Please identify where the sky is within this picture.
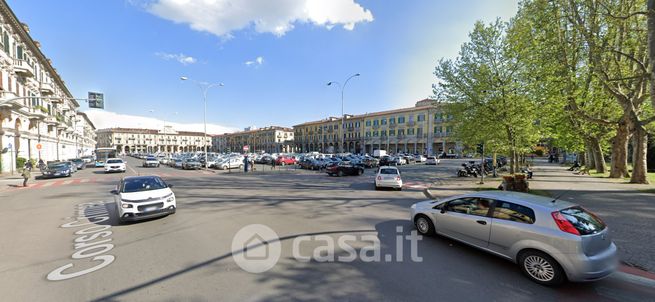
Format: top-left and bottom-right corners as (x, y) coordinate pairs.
(8, 0), (518, 134)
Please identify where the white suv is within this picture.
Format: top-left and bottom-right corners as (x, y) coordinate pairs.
(112, 176), (176, 223)
(105, 158), (126, 173)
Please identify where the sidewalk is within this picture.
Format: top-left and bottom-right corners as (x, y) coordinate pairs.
(528, 162), (655, 273)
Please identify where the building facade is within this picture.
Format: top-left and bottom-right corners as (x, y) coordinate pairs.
(0, 1), (96, 173)
(212, 126), (294, 153)
(293, 99), (458, 155)
(96, 126), (211, 154)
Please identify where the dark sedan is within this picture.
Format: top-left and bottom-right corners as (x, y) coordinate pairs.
(70, 158), (86, 170)
(182, 159), (202, 170)
(41, 163), (72, 178)
(326, 162), (364, 177)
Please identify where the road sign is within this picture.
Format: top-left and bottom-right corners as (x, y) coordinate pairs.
(7, 143), (12, 149)
(36, 143), (42, 150)
(88, 92), (104, 109)
(243, 145), (249, 152)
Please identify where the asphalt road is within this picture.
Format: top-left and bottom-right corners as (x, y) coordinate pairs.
(0, 157), (653, 302)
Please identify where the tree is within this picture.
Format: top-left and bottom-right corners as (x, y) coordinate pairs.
(434, 20), (540, 173)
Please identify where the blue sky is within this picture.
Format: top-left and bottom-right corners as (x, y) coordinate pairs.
(8, 0), (518, 133)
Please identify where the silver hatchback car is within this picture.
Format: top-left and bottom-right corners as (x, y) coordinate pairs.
(410, 191), (618, 286)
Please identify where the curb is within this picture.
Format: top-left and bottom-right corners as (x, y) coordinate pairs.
(620, 264), (655, 281)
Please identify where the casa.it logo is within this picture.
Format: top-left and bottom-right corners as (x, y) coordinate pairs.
(231, 224), (281, 273)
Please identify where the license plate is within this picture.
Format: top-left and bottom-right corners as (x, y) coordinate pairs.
(144, 206), (158, 212)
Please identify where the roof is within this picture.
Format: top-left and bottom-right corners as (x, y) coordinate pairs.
(97, 127), (213, 136)
(292, 99), (444, 127)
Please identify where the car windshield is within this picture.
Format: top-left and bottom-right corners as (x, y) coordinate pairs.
(71, 159), (83, 163)
(48, 163), (66, 169)
(122, 177), (168, 193)
(146, 157), (156, 160)
(380, 168), (398, 175)
(107, 159), (123, 164)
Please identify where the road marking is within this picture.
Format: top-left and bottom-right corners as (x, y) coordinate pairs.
(80, 179), (90, 183)
(127, 164), (138, 175)
(62, 179), (75, 185)
(40, 181), (56, 187)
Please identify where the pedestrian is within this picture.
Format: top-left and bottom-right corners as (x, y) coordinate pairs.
(21, 163), (31, 187)
(271, 158), (276, 170)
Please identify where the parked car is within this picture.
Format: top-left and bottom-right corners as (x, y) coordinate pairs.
(379, 156), (397, 166)
(105, 158), (127, 173)
(326, 161), (365, 176)
(143, 156), (160, 168)
(111, 175), (176, 223)
(41, 162), (72, 178)
(414, 155), (426, 163)
(172, 159), (183, 168)
(217, 157), (244, 170)
(410, 191), (618, 286)
(182, 158), (202, 170)
(63, 161), (77, 173)
(70, 158), (86, 170)
(375, 166), (403, 190)
(276, 155), (297, 166)
(81, 156), (94, 164)
(425, 156), (440, 165)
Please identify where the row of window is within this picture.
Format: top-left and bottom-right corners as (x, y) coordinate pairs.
(439, 197), (535, 224)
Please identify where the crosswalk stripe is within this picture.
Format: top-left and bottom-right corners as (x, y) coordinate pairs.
(61, 180), (75, 185)
(40, 181), (56, 187)
(80, 179), (90, 183)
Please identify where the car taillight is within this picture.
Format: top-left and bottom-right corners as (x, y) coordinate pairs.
(551, 211), (580, 235)
(377, 176), (382, 180)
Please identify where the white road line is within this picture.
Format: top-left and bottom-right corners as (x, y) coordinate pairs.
(80, 179), (90, 183)
(127, 164), (138, 175)
(61, 179), (74, 185)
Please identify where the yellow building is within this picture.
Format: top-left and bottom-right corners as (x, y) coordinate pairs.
(213, 126), (294, 154)
(293, 99), (457, 155)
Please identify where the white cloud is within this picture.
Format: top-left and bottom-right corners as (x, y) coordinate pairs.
(155, 52), (198, 65)
(245, 56), (264, 66)
(145, 0), (374, 38)
(83, 109), (238, 135)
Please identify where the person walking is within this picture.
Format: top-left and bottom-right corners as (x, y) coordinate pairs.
(21, 162), (32, 187)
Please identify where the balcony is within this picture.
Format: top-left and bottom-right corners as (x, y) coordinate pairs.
(13, 59), (34, 77)
(40, 82), (55, 95)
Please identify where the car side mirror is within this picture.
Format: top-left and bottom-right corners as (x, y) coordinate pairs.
(110, 189), (118, 195)
(168, 184), (174, 188)
(440, 208), (447, 214)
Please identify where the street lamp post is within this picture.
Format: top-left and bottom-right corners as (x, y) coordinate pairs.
(327, 73), (360, 154)
(180, 77), (224, 170)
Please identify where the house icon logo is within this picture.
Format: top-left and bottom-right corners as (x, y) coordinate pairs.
(231, 224), (281, 273)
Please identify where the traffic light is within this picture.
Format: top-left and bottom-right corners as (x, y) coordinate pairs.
(476, 143), (484, 154)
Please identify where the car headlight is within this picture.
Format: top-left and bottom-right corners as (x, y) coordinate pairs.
(167, 196), (175, 203)
(121, 203), (133, 209)
(64, 170), (70, 173)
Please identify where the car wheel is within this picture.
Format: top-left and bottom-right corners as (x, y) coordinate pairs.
(397, 187), (402, 191)
(518, 250), (566, 286)
(374, 185), (379, 190)
(414, 215), (435, 236)
(337, 171), (344, 177)
(239, 164), (244, 169)
(357, 169), (363, 175)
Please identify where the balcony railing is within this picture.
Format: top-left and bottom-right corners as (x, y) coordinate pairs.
(39, 82), (55, 95)
(13, 59), (34, 77)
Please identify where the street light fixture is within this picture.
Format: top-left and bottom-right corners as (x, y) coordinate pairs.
(327, 73), (360, 154)
(180, 76), (224, 170)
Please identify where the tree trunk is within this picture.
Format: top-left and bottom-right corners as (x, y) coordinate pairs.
(630, 125), (649, 184)
(579, 150), (586, 166)
(648, 0), (655, 109)
(492, 152), (497, 168)
(590, 137), (606, 173)
(586, 142), (596, 170)
(609, 117), (630, 178)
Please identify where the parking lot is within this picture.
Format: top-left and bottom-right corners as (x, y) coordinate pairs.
(0, 156), (653, 301)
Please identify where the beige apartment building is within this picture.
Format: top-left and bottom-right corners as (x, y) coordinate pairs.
(293, 99), (458, 155)
(213, 126), (294, 153)
(96, 126), (211, 154)
(0, 1), (96, 173)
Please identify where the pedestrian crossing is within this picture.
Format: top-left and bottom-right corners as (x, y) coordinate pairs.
(2, 171), (215, 192)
